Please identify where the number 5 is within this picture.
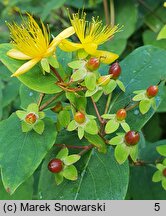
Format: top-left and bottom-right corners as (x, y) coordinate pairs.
(154, 203), (160, 211)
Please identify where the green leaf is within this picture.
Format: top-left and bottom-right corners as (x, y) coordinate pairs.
(71, 69), (86, 81)
(109, 46), (166, 131)
(157, 25), (166, 40)
(62, 165), (78, 181)
(0, 114), (57, 194)
(67, 120), (77, 131)
(66, 92), (87, 112)
(27, 103), (39, 113)
(78, 126), (84, 139)
(0, 43), (61, 94)
(152, 170), (162, 182)
(132, 92), (146, 101)
(84, 119), (98, 135)
(116, 80), (125, 92)
(92, 90), (103, 102)
(105, 119), (119, 134)
(58, 110), (70, 127)
(128, 140), (166, 199)
(47, 56), (59, 68)
(21, 121), (32, 132)
(41, 58), (50, 73)
(139, 99), (151, 114)
(162, 179), (166, 190)
(85, 73), (96, 91)
(109, 135), (124, 145)
(55, 173), (64, 185)
(0, 175), (33, 200)
(103, 80), (117, 94)
(63, 155), (80, 166)
(56, 148), (69, 160)
(16, 110), (26, 120)
(84, 133), (107, 153)
(68, 60), (84, 69)
(129, 145), (138, 162)
(115, 144), (130, 164)
(156, 145), (166, 156)
(38, 147), (129, 199)
(121, 122), (130, 132)
(33, 120), (45, 135)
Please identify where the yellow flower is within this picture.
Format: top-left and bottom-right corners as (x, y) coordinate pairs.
(7, 14), (75, 77)
(59, 11), (120, 64)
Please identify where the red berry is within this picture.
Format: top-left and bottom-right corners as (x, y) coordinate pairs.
(25, 112), (38, 124)
(51, 102), (63, 113)
(109, 62), (121, 79)
(124, 131), (140, 146)
(162, 168), (166, 177)
(86, 57), (100, 71)
(146, 85), (158, 98)
(48, 159), (63, 173)
(74, 111), (86, 124)
(116, 109), (127, 121)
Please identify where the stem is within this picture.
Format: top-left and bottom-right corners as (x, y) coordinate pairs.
(57, 84), (86, 92)
(78, 144), (93, 156)
(104, 93), (112, 114)
(110, 0), (115, 27)
(103, 0), (110, 25)
(55, 144), (89, 150)
(125, 102), (139, 112)
(38, 93), (45, 107)
(39, 92), (63, 111)
(50, 66), (63, 82)
(91, 97), (104, 124)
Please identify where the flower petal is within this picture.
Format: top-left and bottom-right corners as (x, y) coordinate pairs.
(7, 49), (32, 60)
(50, 26), (75, 47)
(93, 49), (119, 64)
(59, 39), (83, 52)
(11, 58), (40, 77)
(83, 43), (98, 54)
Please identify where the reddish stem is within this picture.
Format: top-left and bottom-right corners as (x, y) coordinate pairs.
(50, 66), (64, 82)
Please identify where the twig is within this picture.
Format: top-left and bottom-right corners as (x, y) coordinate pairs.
(91, 97), (104, 124)
(78, 144), (93, 156)
(125, 102), (139, 112)
(55, 144), (90, 150)
(104, 93), (112, 114)
(110, 0), (115, 27)
(50, 66), (64, 82)
(38, 93), (45, 107)
(103, 0), (110, 25)
(39, 92), (63, 111)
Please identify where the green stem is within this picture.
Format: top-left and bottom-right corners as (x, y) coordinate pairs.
(110, 0), (115, 27)
(39, 92), (63, 111)
(125, 102), (139, 112)
(104, 93), (112, 114)
(103, 0), (110, 25)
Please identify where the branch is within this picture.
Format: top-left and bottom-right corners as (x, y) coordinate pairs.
(50, 66), (64, 82)
(91, 97), (104, 124)
(103, 0), (110, 25)
(38, 93), (45, 107)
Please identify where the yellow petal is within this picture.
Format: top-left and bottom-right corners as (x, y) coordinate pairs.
(50, 26), (75, 47)
(7, 49), (32, 60)
(11, 58), (40, 77)
(93, 49), (119, 64)
(83, 43), (98, 55)
(59, 39), (82, 52)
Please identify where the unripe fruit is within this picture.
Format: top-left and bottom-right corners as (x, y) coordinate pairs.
(51, 102), (63, 113)
(109, 62), (121, 79)
(146, 85), (158, 98)
(48, 158), (63, 173)
(25, 112), (38, 124)
(124, 131), (140, 146)
(86, 57), (100, 71)
(74, 111), (86, 124)
(116, 109), (127, 121)
(162, 168), (166, 177)
(97, 75), (110, 86)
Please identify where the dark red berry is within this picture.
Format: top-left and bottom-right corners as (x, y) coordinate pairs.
(162, 168), (166, 177)
(146, 85), (158, 98)
(74, 111), (86, 124)
(116, 109), (127, 121)
(48, 159), (63, 173)
(51, 102), (63, 113)
(124, 131), (140, 146)
(109, 62), (121, 79)
(86, 57), (100, 71)
(25, 113), (37, 124)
